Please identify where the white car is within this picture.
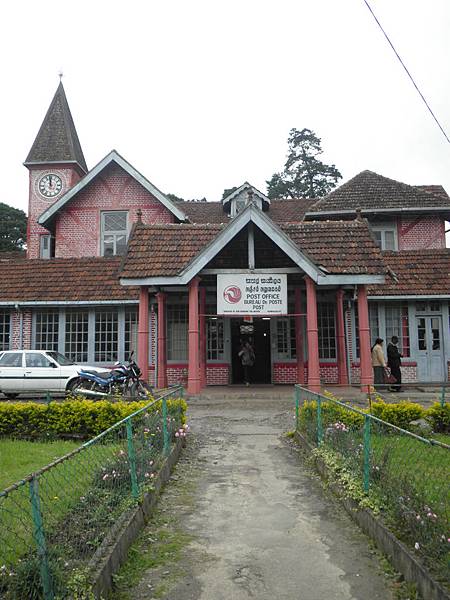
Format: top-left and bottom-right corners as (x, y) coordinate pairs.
(0, 350), (108, 399)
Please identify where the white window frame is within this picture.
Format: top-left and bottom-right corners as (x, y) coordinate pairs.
(0, 311), (12, 351)
(39, 234), (52, 259)
(101, 211), (129, 256)
(370, 222), (398, 251)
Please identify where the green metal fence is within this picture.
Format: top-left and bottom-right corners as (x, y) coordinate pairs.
(0, 386), (185, 599)
(295, 385), (450, 583)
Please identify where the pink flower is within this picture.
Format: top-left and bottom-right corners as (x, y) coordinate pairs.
(414, 542), (420, 551)
(175, 432), (180, 437)
(102, 473), (109, 480)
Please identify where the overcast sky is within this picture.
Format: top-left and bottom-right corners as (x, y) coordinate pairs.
(1, 0), (449, 214)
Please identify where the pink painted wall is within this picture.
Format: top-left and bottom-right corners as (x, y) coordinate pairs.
(54, 163), (175, 258)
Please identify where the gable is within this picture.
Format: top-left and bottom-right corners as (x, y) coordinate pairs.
(38, 150), (187, 227)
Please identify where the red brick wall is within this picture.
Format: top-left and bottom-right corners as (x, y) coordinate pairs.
(398, 215), (445, 250)
(11, 310), (32, 350)
(53, 163), (175, 258)
(273, 362), (339, 384)
(351, 361), (417, 383)
(206, 364), (229, 385)
(27, 167), (81, 259)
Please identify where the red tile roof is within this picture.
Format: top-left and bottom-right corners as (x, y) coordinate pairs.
(307, 171), (450, 215)
(368, 250), (450, 296)
(121, 218), (385, 278)
(281, 219), (385, 275)
(120, 223), (223, 278)
(0, 257), (138, 302)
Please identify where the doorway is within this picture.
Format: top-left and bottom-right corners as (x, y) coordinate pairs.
(416, 315), (445, 381)
(231, 318), (272, 384)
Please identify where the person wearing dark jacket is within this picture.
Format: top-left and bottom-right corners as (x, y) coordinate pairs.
(387, 336), (402, 392)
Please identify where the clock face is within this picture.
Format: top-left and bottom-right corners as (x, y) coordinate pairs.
(38, 174), (63, 198)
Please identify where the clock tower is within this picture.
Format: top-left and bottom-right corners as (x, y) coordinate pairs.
(24, 82), (88, 258)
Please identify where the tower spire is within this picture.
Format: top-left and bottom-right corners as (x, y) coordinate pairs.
(24, 81), (87, 173)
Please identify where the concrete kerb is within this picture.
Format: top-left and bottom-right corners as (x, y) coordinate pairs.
(88, 437), (185, 599)
(294, 431), (450, 600)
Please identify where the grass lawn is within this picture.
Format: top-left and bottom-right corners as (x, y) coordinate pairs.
(0, 439), (81, 491)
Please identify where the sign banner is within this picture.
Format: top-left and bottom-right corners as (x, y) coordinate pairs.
(217, 274), (287, 315)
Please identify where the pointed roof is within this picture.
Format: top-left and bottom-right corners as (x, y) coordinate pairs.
(305, 170), (450, 217)
(24, 82), (87, 173)
(222, 182), (270, 208)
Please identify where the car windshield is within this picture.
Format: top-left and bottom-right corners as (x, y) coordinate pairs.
(46, 351), (75, 366)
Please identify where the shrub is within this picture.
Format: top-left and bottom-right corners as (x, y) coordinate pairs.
(299, 400), (364, 431)
(370, 401), (424, 430)
(0, 398), (187, 439)
(425, 402), (450, 433)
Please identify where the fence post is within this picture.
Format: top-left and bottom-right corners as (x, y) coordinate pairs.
(295, 386), (300, 431)
(317, 394), (323, 445)
(162, 396), (170, 455)
(29, 476), (54, 600)
(440, 386), (446, 408)
(45, 391), (51, 405)
(363, 414), (371, 492)
(126, 419), (139, 499)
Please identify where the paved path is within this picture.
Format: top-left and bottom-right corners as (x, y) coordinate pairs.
(126, 397), (394, 600)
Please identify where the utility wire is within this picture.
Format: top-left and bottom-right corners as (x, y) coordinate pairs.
(363, 0), (450, 144)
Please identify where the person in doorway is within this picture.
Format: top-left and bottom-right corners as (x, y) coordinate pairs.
(371, 338), (386, 387)
(238, 340), (255, 386)
(387, 335), (402, 392)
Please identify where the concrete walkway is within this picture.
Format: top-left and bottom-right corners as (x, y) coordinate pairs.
(123, 395), (396, 600)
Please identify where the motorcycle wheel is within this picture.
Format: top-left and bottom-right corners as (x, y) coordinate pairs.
(130, 380), (153, 400)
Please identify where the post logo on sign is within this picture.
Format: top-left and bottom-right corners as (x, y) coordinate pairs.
(223, 285), (242, 304)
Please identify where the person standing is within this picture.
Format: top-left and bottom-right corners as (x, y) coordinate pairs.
(371, 338), (386, 387)
(387, 335), (402, 392)
(238, 340), (255, 386)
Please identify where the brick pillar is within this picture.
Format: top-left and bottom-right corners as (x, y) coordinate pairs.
(199, 286), (207, 389)
(295, 287), (305, 384)
(138, 287), (149, 380)
(357, 285), (373, 391)
(187, 277), (201, 395)
(336, 289), (349, 385)
(156, 292), (168, 388)
(305, 276), (321, 392)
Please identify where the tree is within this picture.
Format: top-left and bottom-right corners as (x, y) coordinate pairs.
(0, 203), (27, 252)
(222, 187), (238, 200)
(266, 128), (342, 199)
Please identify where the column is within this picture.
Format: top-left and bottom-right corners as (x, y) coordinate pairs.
(187, 277), (201, 395)
(336, 289), (349, 385)
(357, 285), (373, 391)
(199, 286), (207, 389)
(137, 286), (149, 380)
(295, 287), (305, 384)
(305, 276), (321, 392)
(156, 291), (168, 389)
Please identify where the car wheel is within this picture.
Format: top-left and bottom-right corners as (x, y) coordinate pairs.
(4, 393), (19, 400)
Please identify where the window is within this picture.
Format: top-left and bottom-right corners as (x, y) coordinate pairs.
(39, 235), (52, 259)
(95, 310), (118, 362)
(25, 352), (53, 368)
(276, 318), (297, 359)
(0, 352), (22, 367)
(385, 303), (410, 357)
(65, 310), (89, 362)
(371, 224), (398, 250)
(101, 211), (128, 256)
(167, 305), (188, 361)
(35, 311), (59, 351)
(125, 309), (138, 359)
(318, 302), (336, 359)
(207, 318), (224, 360)
(369, 303), (379, 346)
(0, 312), (10, 351)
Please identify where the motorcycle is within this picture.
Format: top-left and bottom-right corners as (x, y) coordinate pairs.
(71, 353), (153, 400)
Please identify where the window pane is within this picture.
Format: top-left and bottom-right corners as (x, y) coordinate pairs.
(35, 311), (59, 351)
(26, 353), (53, 368)
(0, 312), (10, 351)
(207, 318), (224, 360)
(125, 310), (138, 359)
(318, 302), (336, 359)
(101, 211), (128, 256)
(373, 231), (382, 246)
(0, 352), (22, 366)
(167, 305), (188, 361)
(417, 318), (426, 350)
(104, 212), (127, 231)
(369, 303), (379, 346)
(65, 310), (89, 362)
(384, 231), (396, 250)
(95, 310), (118, 362)
(431, 318), (440, 350)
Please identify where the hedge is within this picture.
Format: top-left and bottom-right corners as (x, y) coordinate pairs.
(0, 398), (187, 439)
(299, 399), (449, 434)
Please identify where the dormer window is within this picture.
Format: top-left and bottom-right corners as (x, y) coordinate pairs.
(101, 211), (128, 256)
